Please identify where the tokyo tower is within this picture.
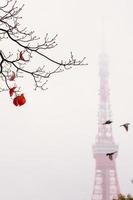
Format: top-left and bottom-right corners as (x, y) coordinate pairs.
(91, 49), (120, 200)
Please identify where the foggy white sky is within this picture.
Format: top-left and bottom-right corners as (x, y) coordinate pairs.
(0, 0), (133, 199)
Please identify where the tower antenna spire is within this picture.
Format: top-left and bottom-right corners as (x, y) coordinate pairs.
(101, 16), (105, 54)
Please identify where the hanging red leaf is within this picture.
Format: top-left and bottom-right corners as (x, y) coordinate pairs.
(13, 94), (26, 106)
(19, 51), (25, 61)
(9, 87), (16, 97)
(9, 71), (16, 81)
(13, 96), (19, 106)
(17, 94), (26, 106)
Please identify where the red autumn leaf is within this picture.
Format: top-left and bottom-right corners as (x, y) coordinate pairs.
(9, 87), (16, 97)
(13, 94), (26, 106)
(13, 96), (19, 106)
(19, 51), (25, 61)
(17, 94), (26, 106)
(9, 71), (16, 81)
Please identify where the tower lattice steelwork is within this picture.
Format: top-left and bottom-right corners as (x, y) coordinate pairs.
(91, 52), (120, 200)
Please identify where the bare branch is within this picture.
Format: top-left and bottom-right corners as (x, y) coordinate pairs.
(0, 0), (87, 105)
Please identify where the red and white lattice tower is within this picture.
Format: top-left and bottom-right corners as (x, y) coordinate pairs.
(91, 51), (120, 200)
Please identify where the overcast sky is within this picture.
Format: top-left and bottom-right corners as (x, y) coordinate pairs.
(0, 0), (133, 199)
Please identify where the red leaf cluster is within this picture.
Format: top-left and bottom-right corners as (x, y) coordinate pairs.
(13, 94), (26, 106)
(9, 73), (26, 106)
